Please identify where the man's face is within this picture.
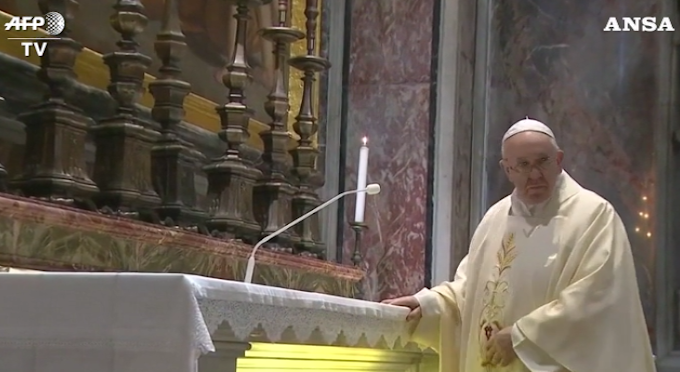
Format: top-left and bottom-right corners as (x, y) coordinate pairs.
(500, 131), (564, 204)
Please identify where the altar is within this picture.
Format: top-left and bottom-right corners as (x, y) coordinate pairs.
(0, 273), (437, 372)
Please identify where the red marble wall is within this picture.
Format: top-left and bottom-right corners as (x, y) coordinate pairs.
(342, 1), (436, 301)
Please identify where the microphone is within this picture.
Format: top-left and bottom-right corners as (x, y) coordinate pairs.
(244, 183), (381, 283)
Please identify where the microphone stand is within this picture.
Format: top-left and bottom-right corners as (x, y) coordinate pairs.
(244, 184), (381, 283)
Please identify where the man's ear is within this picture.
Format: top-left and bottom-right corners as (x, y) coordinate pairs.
(556, 151), (564, 167)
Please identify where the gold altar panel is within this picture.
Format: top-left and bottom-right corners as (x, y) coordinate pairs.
(238, 343), (438, 371)
(0, 0), (322, 148)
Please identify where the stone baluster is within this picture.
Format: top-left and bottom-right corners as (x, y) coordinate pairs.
(288, 0), (329, 257)
(253, 0), (304, 246)
(91, 0), (160, 220)
(12, 0), (99, 207)
(204, 0), (263, 242)
(149, 0), (206, 229)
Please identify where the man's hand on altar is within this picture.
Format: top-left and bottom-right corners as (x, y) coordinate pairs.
(483, 326), (516, 367)
(381, 296), (422, 321)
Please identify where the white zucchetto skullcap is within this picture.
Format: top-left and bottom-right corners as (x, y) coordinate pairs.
(502, 118), (555, 143)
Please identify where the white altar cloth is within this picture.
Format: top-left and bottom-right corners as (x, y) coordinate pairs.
(0, 273), (410, 372)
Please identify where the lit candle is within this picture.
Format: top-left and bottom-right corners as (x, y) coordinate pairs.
(354, 137), (369, 223)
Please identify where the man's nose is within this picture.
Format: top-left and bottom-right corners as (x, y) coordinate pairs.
(528, 166), (542, 179)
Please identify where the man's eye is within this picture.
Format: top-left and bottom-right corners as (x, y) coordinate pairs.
(518, 162), (529, 167)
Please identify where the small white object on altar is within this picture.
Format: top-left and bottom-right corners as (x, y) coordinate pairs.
(0, 273), (411, 372)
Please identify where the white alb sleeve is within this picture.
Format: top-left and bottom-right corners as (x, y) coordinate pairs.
(413, 288), (442, 317)
(511, 324), (563, 372)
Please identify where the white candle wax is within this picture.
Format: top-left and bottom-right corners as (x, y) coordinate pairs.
(354, 137), (369, 223)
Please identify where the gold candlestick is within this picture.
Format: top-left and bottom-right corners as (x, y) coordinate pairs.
(12, 0), (98, 206)
(255, 0), (305, 246)
(149, 0), (206, 229)
(204, 0), (266, 242)
(289, 0), (330, 256)
(92, 0), (160, 219)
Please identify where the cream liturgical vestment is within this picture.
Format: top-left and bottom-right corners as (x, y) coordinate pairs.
(411, 172), (655, 372)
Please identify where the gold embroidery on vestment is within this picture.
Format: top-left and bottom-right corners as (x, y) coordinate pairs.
(478, 233), (517, 369)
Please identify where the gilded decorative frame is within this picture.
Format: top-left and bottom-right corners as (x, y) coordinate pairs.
(0, 0), (321, 150)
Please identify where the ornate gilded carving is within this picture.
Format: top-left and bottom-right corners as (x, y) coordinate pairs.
(254, 0), (304, 246)
(148, 0), (206, 229)
(288, 0), (329, 256)
(204, 0), (268, 242)
(11, 0), (99, 207)
(91, 0), (160, 219)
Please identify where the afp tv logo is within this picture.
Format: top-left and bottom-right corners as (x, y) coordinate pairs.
(4, 12), (66, 57)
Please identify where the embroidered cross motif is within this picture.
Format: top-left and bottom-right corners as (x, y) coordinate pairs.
(484, 325), (493, 340)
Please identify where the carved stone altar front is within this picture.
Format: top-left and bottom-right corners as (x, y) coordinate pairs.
(0, 273), (438, 372)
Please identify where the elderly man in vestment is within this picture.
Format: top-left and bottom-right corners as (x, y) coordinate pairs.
(384, 118), (656, 372)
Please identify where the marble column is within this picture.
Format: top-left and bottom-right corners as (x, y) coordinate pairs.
(342, 0), (437, 300)
(478, 0), (672, 340)
(430, 0), (478, 285)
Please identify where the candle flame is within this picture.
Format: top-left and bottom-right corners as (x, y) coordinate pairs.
(362, 136), (368, 145)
